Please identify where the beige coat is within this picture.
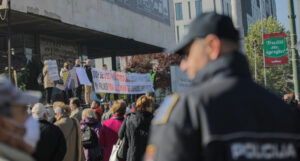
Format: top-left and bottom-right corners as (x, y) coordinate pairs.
(43, 65), (55, 89)
(55, 117), (84, 161)
(70, 108), (83, 123)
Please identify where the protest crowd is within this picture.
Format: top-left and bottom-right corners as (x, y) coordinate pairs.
(2, 12), (300, 161)
(0, 56), (157, 161)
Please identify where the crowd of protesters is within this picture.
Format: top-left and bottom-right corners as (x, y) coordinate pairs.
(3, 63), (300, 161)
(0, 65), (157, 161)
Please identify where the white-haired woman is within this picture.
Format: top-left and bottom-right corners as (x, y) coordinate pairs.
(43, 60), (55, 104)
(31, 103), (66, 161)
(80, 109), (102, 161)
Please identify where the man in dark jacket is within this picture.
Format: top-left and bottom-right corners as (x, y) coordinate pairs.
(74, 59), (83, 102)
(145, 13), (300, 161)
(31, 103), (66, 161)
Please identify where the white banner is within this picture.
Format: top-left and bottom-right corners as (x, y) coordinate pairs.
(170, 66), (192, 93)
(76, 67), (92, 86)
(47, 60), (60, 81)
(66, 68), (79, 89)
(92, 69), (154, 94)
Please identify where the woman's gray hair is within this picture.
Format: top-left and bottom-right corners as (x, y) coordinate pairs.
(32, 103), (48, 120)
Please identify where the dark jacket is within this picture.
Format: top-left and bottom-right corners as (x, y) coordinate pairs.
(119, 111), (153, 161)
(146, 52), (300, 161)
(80, 118), (102, 161)
(32, 120), (66, 161)
(84, 65), (93, 84)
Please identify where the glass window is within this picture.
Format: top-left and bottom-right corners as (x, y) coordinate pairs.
(175, 3), (183, 20)
(195, 0), (202, 16)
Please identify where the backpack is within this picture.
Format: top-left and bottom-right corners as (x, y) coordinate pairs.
(82, 126), (98, 148)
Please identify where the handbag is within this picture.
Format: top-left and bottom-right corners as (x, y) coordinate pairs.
(117, 136), (128, 160)
(109, 139), (122, 161)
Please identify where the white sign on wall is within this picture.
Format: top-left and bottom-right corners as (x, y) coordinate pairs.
(170, 66), (192, 93)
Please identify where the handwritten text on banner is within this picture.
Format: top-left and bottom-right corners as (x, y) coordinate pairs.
(92, 69), (154, 94)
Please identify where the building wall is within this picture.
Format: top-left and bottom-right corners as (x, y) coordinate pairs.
(11, 0), (175, 49)
(240, 0), (277, 36)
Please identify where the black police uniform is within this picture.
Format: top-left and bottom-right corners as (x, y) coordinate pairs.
(145, 52), (300, 161)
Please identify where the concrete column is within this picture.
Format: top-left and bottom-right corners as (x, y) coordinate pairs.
(231, 0), (244, 36)
(231, 0), (245, 52)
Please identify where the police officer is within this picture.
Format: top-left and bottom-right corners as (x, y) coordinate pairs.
(144, 12), (300, 161)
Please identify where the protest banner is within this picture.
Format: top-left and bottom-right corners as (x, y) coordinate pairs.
(62, 72), (70, 85)
(67, 68), (79, 89)
(170, 66), (192, 93)
(47, 60), (60, 81)
(76, 67), (92, 86)
(92, 69), (154, 94)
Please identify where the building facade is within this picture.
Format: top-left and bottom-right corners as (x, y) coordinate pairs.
(174, 0), (277, 43)
(173, 0), (232, 43)
(0, 0), (176, 71)
(239, 0), (277, 36)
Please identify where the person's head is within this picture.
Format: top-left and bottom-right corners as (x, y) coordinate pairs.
(102, 64), (108, 70)
(85, 59), (92, 66)
(31, 103), (48, 120)
(0, 77), (41, 152)
(135, 95), (154, 113)
(82, 108), (97, 120)
(54, 104), (71, 120)
(169, 13), (239, 79)
(53, 101), (65, 108)
(111, 100), (126, 116)
(75, 59), (81, 65)
(63, 62), (70, 70)
(91, 100), (100, 109)
(0, 77), (39, 124)
(46, 106), (55, 122)
(69, 97), (80, 111)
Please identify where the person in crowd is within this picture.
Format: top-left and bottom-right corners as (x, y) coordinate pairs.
(99, 100), (126, 161)
(119, 95), (154, 161)
(84, 59), (93, 105)
(101, 102), (113, 122)
(80, 109), (102, 161)
(60, 62), (73, 103)
(54, 103), (83, 161)
(31, 103), (67, 161)
(74, 59), (83, 101)
(283, 93), (299, 107)
(0, 76), (40, 161)
(43, 60), (55, 104)
(70, 97), (83, 122)
(91, 100), (103, 121)
(45, 104), (56, 123)
(130, 103), (136, 113)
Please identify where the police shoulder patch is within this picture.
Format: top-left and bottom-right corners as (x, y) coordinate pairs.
(152, 94), (179, 125)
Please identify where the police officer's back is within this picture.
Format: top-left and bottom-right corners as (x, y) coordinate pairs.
(145, 13), (300, 161)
